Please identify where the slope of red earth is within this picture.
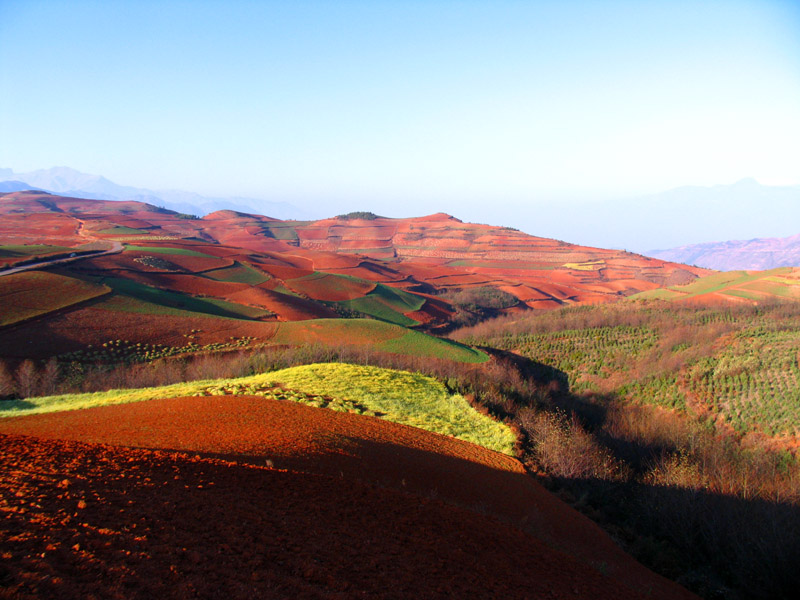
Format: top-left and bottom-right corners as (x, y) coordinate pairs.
(0, 302), (280, 359)
(0, 397), (697, 600)
(287, 214), (708, 302)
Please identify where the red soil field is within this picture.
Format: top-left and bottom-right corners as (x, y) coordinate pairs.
(0, 304), (279, 359)
(284, 273), (377, 301)
(81, 253), (232, 274)
(253, 264), (315, 281)
(230, 287), (337, 321)
(0, 397), (696, 600)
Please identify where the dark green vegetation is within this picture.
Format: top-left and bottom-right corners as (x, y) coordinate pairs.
(436, 285), (520, 327)
(0, 244), (83, 269)
(0, 244), (73, 258)
(336, 211), (381, 220)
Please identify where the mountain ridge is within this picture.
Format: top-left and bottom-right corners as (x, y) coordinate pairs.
(649, 232), (800, 271)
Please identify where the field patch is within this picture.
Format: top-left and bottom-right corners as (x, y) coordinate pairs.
(0, 244), (74, 258)
(98, 226), (150, 235)
(123, 245), (214, 258)
(334, 284), (425, 326)
(100, 277), (273, 320)
(271, 318), (407, 346)
(270, 318), (486, 362)
(286, 271), (376, 301)
(0, 271), (110, 326)
(202, 261), (270, 284)
(632, 268), (800, 303)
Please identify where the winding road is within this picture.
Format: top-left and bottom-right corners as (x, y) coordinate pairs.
(0, 241), (124, 277)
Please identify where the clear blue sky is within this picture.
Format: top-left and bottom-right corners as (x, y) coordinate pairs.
(1, 0), (798, 228)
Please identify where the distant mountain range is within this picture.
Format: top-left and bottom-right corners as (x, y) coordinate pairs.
(0, 167), (309, 220)
(649, 233), (800, 271)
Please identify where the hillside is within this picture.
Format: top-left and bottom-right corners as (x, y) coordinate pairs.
(206, 209), (707, 308)
(649, 232), (800, 271)
(0, 392), (694, 600)
(0, 191), (709, 358)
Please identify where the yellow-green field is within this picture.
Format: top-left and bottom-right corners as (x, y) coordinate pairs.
(0, 363), (515, 454)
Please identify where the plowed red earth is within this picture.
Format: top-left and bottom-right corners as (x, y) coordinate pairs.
(0, 397), (696, 600)
(0, 307), (279, 359)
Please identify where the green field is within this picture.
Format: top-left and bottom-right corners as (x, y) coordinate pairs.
(123, 245), (214, 257)
(98, 226), (150, 235)
(99, 277), (272, 320)
(334, 284), (425, 326)
(0, 363), (515, 454)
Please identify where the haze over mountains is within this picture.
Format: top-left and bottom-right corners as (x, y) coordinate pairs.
(649, 233), (800, 271)
(554, 178), (800, 253)
(0, 167), (309, 221)
(4, 167), (800, 269)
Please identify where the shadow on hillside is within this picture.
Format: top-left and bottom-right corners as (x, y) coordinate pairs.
(481, 346), (569, 389)
(0, 398), (37, 411)
(550, 472), (800, 600)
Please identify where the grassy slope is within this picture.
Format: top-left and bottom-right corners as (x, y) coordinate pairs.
(335, 284), (425, 326)
(0, 363), (515, 455)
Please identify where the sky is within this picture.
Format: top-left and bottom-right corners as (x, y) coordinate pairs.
(1, 0), (799, 243)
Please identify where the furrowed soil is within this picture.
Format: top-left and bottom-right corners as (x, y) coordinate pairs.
(0, 396), (696, 600)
